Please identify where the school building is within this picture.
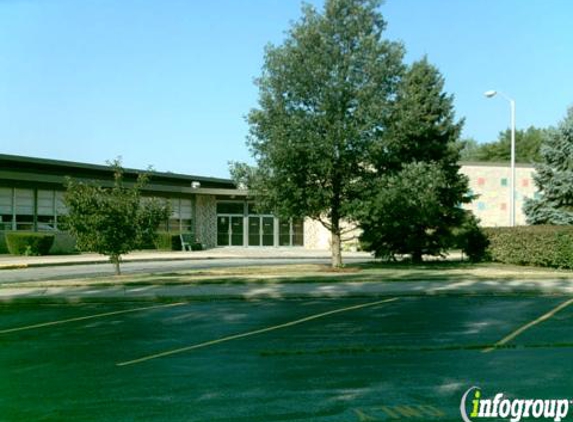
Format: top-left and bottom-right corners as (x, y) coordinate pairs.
(0, 154), (537, 252)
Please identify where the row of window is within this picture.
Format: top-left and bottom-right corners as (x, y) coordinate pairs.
(0, 188), (194, 233)
(0, 188), (67, 231)
(475, 177), (532, 187)
(473, 193), (542, 212)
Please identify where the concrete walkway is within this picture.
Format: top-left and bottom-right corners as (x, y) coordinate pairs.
(2, 278), (573, 303)
(0, 248), (372, 269)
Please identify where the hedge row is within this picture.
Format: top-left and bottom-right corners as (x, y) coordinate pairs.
(1, 232), (78, 255)
(483, 225), (573, 269)
(5, 232), (55, 256)
(1, 231), (199, 255)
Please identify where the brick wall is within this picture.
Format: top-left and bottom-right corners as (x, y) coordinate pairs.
(460, 163), (537, 227)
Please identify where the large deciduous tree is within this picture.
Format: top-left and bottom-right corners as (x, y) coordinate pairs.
(359, 58), (472, 262)
(460, 126), (547, 163)
(524, 108), (573, 224)
(245, 0), (404, 267)
(64, 160), (170, 275)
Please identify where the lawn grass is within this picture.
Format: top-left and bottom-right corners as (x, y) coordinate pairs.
(3, 260), (573, 289)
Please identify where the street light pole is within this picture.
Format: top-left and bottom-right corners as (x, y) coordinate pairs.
(509, 98), (516, 227)
(484, 90), (516, 227)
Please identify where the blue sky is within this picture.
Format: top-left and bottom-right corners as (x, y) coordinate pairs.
(1, 0), (572, 178)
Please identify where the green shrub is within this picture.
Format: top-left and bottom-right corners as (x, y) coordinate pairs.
(0, 233), (8, 254)
(483, 225), (573, 268)
(153, 232), (194, 251)
(452, 213), (490, 262)
(154, 232), (175, 250)
(5, 232), (55, 256)
(48, 232), (78, 255)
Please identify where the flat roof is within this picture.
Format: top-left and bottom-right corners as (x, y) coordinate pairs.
(0, 153), (238, 192)
(459, 161), (535, 168)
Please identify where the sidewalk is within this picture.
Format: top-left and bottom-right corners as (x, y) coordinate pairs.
(2, 278), (573, 303)
(0, 248), (372, 269)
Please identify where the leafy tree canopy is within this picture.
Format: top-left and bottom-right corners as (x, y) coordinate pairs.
(459, 126), (547, 163)
(245, 0), (404, 267)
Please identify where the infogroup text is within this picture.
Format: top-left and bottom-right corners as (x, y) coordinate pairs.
(461, 387), (571, 422)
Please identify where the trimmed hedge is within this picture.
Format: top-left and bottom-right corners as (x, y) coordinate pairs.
(49, 232), (78, 255)
(5, 232), (55, 256)
(0, 234), (8, 254)
(154, 232), (178, 250)
(483, 225), (573, 269)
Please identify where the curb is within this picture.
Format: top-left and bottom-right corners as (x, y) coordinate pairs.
(0, 264), (29, 270)
(0, 255), (371, 270)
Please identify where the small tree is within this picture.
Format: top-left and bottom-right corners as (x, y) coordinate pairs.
(524, 107), (573, 224)
(64, 160), (170, 275)
(245, 0), (404, 268)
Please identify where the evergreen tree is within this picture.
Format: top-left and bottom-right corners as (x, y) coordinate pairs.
(359, 58), (472, 262)
(524, 108), (573, 224)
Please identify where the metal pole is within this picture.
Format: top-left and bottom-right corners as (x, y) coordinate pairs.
(510, 99), (516, 227)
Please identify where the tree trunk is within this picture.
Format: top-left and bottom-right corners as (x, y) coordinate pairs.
(331, 230), (343, 268)
(411, 250), (423, 264)
(111, 255), (121, 275)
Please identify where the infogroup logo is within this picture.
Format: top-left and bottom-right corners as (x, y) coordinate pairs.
(460, 387), (571, 422)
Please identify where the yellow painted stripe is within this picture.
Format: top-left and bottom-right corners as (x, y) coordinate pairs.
(483, 297), (573, 353)
(117, 297), (399, 366)
(0, 302), (187, 335)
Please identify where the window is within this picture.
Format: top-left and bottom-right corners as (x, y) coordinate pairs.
(501, 178), (508, 187)
(37, 190), (55, 217)
(167, 198), (193, 233)
(15, 189), (34, 230)
(0, 188), (13, 230)
(217, 202), (244, 214)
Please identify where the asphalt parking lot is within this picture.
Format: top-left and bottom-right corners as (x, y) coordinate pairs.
(1, 295), (572, 421)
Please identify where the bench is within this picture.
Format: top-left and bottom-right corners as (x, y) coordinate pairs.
(180, 233), (194, 251)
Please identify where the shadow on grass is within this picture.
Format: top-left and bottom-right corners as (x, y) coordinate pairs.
(6, 259), (573, 290)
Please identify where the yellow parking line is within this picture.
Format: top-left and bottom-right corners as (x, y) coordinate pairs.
(117, 297), (399, 367)
(0, 302), (188, 335)
(483, 297), (573, 353)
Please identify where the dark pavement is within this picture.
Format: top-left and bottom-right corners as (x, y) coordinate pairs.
(1, 296), (572, 421)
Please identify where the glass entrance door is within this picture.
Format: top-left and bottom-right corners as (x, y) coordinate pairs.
(217, 216), (230, 246)
(247, 216), (275, 247)
(217, 215), (244, 246)
(230, 216), (244, 246)
(248, 217), (261, 246)
(262, 216), (274, 246)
